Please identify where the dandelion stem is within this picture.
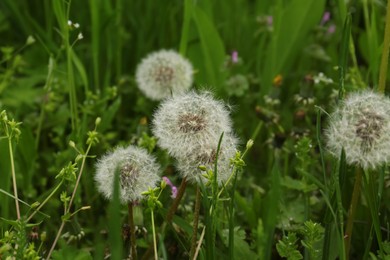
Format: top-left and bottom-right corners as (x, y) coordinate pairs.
(190, 186), (201, 259)
(378, 0), (390, 93)
(8, 136), (20, 220)
(166, 177), (187, 223)
(128, 203), (138, 260)
(344, 167), (363, 260)
(151, 208), (158, 260)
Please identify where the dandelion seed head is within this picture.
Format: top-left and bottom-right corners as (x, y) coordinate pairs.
(136, 50), (193, 100)
(152, 91), (233, 158)
(95, 146), (160, 203)
(325, 90), (390, 169)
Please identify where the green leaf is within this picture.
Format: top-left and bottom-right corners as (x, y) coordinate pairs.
(276, 232), (303, 260)
(191, 4), (227, 91)
(262, 0), (325, 95)
(221, 228), (258, 259)
(52, 245), (92, 260)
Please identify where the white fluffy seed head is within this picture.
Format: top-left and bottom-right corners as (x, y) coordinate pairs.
(152, 90), (233, 158)
(325, 90), (390, 169)
(135, 50), (193, 100)
(94, 146), (160, 203)
(176, 133), (239, 185)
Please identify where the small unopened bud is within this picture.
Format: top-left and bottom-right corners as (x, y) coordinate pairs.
(75, 154), (83, 162)
(246, 139), (254, 149)
(31, 202), (40, 209)
(26, 36), (35, 45)
(161, 179), (167, 189)
(40, 231), (47, 242)
(69, 140), (76, 148)
(95, 117), (101, 126)
(198, 165), (207, 171)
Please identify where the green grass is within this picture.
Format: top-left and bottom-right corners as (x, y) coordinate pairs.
(1, 0), (390, 259)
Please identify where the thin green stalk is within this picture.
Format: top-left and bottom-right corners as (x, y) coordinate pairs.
(142, 177), (188, 260)
(250, 121), (263, 142)
(179, 0), (192, 55)
(338, 15), (351, 100)
(46, 142), (93, 259)
(336, 150), (346, 260)
(363, 171), (384, 258)
(193, 227), (205, 260)
(53, 0), (78, 132)
(129, 203), (137, 260)
(27, 180), (63, 222)
(344, 167), (363, 260)
(228, 173), (238, 260)
(8, 137), (20, 220)
(378, 0), (390, 93)
(190, 186), (201, 259)
(151, 209), (157, 260)
(316, 108), (327, 189)
(114, 0), (123, 80)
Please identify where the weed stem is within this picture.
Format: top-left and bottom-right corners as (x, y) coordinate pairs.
(151, 208), (158, 260)
(344, 167), (363, 259)
(166, 177), (187, 223)
(8, 137), (20, 220)
(190, 186), (201, 259)
(378, 0), (390, 93)
(128, 203), (138, 260)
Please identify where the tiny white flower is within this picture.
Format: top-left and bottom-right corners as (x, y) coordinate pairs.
(152, 90), (233, 158)
(176, 134), (239, 184)
(74, 23), (80, 28)
(135, 50), (193, 100)
(95, 146), (160, 203)
(67, 20), (72, 26)
(325, 90), (390, 169)
(77, 33), (83, 40)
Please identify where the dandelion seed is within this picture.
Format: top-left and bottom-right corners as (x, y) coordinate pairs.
(175, 134), (239, 184)
(95, 146), (160, 203)
(135, 50), (193, 100)
(325, 90), (390, 169)
(152, 90), (233, 158)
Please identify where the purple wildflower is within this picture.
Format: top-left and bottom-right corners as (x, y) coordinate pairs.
(327, 24), (336, 35)
(231, 51), (239, 63)
(266, 16), (273, 26)
(163, 176), (178, 198)
(321, 12), (330, 25)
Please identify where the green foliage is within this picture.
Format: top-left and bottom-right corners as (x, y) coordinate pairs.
(0, 0), (390, 259)
(276, 232), (303, 260)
